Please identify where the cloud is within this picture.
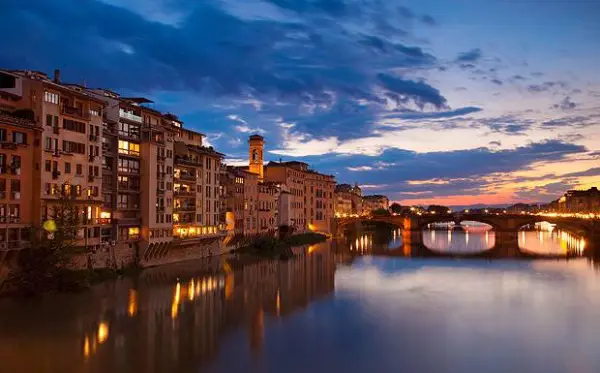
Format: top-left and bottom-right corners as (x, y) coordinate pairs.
(527, 81), (568, 93)
(562, 167), (600, 178)
(455, 48), (483, 63)
(552, 96), (577, 111)
(377, 73), (447, 109)
(384, 106), (482, 120)
(421, 15), (437, 26)
(489, 141), (502, 147)
(347, 166), (374, 171)
(491, 79), (503, 86)
(0, 0), (442, 111)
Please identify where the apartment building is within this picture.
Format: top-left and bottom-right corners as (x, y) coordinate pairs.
(334, 183), (362, 216)
(264, 161), (307, 232)
(172, 125), (225, 241)
(258, 182), (279, 234)
(264, 160), (335, 234)
(557, 187), (600, 213)
(0, 111), (41, 250)
(223, 166), (259, 236)
(0, 70), (107, 250)
(362, 195), (390, 215)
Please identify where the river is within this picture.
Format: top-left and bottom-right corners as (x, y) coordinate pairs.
(1, 223), (600, 373)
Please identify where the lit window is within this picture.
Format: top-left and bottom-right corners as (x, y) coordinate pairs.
(44, 91), (59, 104)
(118, 140), (140, 156)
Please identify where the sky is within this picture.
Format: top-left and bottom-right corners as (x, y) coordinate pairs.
(1, 0), (599, 207)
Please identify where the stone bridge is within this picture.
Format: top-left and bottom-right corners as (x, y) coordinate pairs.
(333, 213), (600, 253)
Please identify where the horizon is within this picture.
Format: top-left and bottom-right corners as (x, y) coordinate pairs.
(1, 0), (599, 206)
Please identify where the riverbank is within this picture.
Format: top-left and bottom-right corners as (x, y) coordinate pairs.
(0, 232), (328, 298)
(236, 232), (329, 259)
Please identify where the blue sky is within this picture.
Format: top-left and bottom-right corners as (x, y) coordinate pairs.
(1, 0), (599, 206)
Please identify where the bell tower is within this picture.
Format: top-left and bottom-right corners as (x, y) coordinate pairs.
(249, 134), (264, 181)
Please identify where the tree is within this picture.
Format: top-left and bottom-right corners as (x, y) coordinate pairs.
(14, 185), (86, 296)
(390, 203), (403, 214)
(372, 208), (391, 216)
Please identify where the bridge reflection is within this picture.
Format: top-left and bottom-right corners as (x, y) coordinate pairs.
(335, 223), (588, 259)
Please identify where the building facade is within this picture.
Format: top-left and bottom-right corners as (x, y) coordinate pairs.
(362, 195), (390, 215)
(556, 187), (600, 213)
(334, 183), (362, 216)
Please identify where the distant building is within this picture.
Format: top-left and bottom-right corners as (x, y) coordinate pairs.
(362, 195), (389, 215)
(264, 160), (335, 233)
(556, 187), (600, 213)
(334, 183), (362, 216)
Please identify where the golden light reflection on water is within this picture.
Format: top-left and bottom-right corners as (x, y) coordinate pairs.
(519, 227), (586, 256)
(127, 289), (137, 317)
(97, 322), (109, 344)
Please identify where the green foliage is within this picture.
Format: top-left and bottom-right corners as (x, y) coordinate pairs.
(390, 203), (403, 214)
(238, 232), (328, 259)
(11, 186), (89, 296)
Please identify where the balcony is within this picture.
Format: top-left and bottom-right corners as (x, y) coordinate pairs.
(89, 155), (96, 162)
(174, 205), (196, 212)
(175, 155), (201, 167)
(174, 189), (195, 197)
(157, 205), (166, 212)
(119, 183), (140, 192)
(0, 142), (17, 150)
(61, 105), (90, 120)
(178, 173), (196, 182)
(156, 188), (165, 195)
(89, 134), (98, 142)
(119, 109), (142, 123)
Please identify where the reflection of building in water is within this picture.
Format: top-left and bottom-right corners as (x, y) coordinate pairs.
(518, 226), (586, 256)
(0, 251), (335, 372)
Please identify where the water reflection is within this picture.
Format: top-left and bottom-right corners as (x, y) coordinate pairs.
(342, 227), (403, 254)
(519, 222), (586, 256)
(2, 243), (600, 373)
(422, 222), (495, 254)
(0, 247), (336, 373)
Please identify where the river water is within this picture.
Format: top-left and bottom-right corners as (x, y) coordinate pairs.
(1, 224), (600, 373)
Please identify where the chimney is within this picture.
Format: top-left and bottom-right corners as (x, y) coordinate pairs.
(53, 69), (60, 83)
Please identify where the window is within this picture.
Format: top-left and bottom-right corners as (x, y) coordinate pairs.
(12, 132), (26, 145)
(11, 155), (21, 173)
(46, 114), (53, 127)
(44, 91), (59, 104)
(118, 121), (139, 139)
(118, 140), (140, 156)
(65, 162), (71, 174)
(76, 164), (83, 175)
(118, 158), (140, 174)
(10, 180), (20, 200)
(0, 129), (5, 142)
(118, 194), (129, 209)
(62, 140), (85, 154)
(44, 138), (53, 151)
(62, 119), (86, 133)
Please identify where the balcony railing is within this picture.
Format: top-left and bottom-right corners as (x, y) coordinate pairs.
(119, 109), (142, 123)
(178, 173), (196, 181)
(174, 206), (196, 212)
(61, 105), (90, 120)
(175, 155), (202, 167)
(174, 189), (195, 197)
